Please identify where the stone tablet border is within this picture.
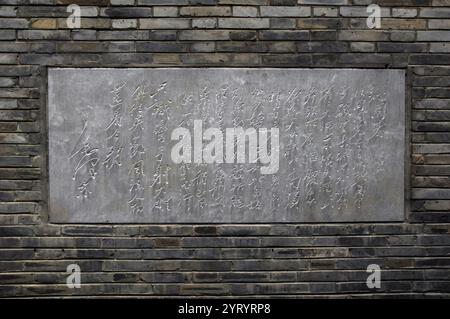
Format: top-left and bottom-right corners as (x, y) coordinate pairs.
(45, 67), (408, 224)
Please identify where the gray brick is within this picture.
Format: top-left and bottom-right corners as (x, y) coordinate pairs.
(0, 18), (28, 29)
(0, 6), (16, 17)
(392, 8), (417, 18)
(430, 43), (450, 53)
(17, 6), (67, 17)
(0, 53), (17, 64)
(192, 18), (217, 29)
(350, 42), (375, 52)
(0, 30), (15, 40)
(270, 18), (296, 29)
(262, 54), (312, 65)
(18, 30), (70, 40)
(190, 42), (215, 52)
(137, 0), (188, 4)
(179, 30), (230, 40)
(429, 19), (450, 29)
(413, 188), (450, 199)
(72, 30), (97, 41)
(229, 30), (257, 40)
(136, 42), (188, 52)
(180, 6), (231, 17)
(420, 8), (450, 18)
(233, 6), (258, 17)
(313, 7), (338, 17)
(298, 0), (347, 4)
(297, 18), (344, 29)
(112, 19), (137, 29)
(110, 0), (134, 4)
(218, 18), (270, 29)
(0, 42), (27, 52)
(102, 7), (152, 18)
(98, 30), (150, 40)
(391, 31), (415, 42)
(418, 31), (450, 41)
(260, 30), (309, 40)
(153, 7), (178, 17)
(339, 30), (389, 41)
(378, 42), (427, 53)
(260, 6), (311, 17)
(139, 18), (190, 29)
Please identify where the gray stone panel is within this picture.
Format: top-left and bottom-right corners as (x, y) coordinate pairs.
(48, 68), (405, 223)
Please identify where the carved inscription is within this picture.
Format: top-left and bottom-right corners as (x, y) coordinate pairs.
(48, 68), (405, 223)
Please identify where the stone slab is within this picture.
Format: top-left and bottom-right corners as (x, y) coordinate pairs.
(48, 68), (405, 223)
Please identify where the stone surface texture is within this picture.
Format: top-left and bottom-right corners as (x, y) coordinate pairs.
(48, 68), (405, 223)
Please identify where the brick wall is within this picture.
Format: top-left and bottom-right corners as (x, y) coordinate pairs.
(1, 0), (450, 297)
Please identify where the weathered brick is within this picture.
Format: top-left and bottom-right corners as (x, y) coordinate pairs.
(190, 42), (215, 52)
(229, 30), (257, 40)
(72, 30), (97, 40)
(269, 18), (296, 29)
(233, 6), (258, 17)
(418, 31), (450, 41)
(31, 18), (57, 29)
(260, 6), (310, 17)
(0, 42), (27, 53)
(393, 8), (418, 18)
(262, 54), (312, 65)
(0, 6), (16, 17)
(350, 42), (374, 52)
(390, 31), (416, 42)
(137, 0), (188, 4)
(153, 6), (178, 17)
(338, 30), (390, 41)
(298, 18), (343, 29)
(429, 19), (450, 29)
(430, 43), (450, 53)
(180, 6), (231, 17)
(139, 18), (190, 29)
(259, 30), (309, 40)
(313, 7), (338, 17)
(102, 7), (152, 18)
(192, 18), (217, 29)
(0, 30), (15, 40)
(179, 30), (230, 40)
(98, 30), (150, 40)
(420, 8), (450, 18)
(18, 30), (70, 40)
(136, 42), (188, 52)
(0, 18), (28, 29)
(378, 42), (427, 53)
(112, 19), (137, 29)
(0, 54), (17, 64)
(298, 0), (347, 4)
(218, 17), (270, 28)
(110, 0), (134, 4)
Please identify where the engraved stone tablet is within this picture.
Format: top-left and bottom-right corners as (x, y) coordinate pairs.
(48, 68), (405, 223)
